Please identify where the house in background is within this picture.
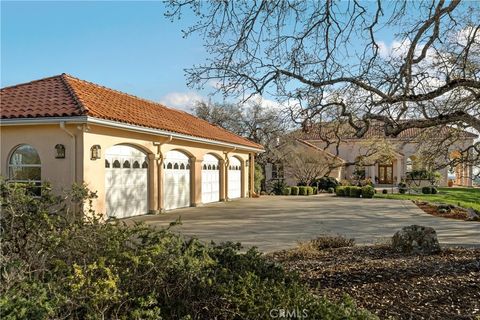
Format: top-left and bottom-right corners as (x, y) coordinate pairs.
(265, 123), (477, 188)
(0, 74), (263, 218)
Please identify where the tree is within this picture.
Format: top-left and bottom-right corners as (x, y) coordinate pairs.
(193, 99), (288, 163)
(166, 0), (479, 174)
(272, 139), (342, 186)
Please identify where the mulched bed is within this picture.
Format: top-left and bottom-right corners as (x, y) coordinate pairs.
(414, 201), (475, 221)
(269, 245), (480, 320)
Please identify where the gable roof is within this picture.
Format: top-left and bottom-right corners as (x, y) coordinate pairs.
(0, 74), (263, 150)
(296, 121), (478, 141)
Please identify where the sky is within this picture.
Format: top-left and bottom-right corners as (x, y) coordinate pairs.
(1, 1), (213, 111)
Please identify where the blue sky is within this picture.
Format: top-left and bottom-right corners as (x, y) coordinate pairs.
(1, 1), (211, 110)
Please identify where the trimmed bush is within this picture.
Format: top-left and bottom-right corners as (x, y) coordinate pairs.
(422, 186), (438, 194)
(327, 187), (335, 194)
(382, 189), (388, 194)
(344, 186), (352, 196)
(291, 186), (299, 195)
(335, 186), (346, 196)
(317, 176), (340, 191)
(298, 186), (308, 195)
(283, 187), (291, 195)
(361, 185), (375, 198)
(349, 186), (362, 198)
(306, 186), (313, 195)
(312, 186), (318, 194)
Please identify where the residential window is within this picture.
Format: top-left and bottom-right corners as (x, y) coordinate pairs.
(271, 163), (284, 179)
(8, 144), (42, 196)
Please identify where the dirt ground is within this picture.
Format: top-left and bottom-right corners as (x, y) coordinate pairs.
(270, 245), (480, 320)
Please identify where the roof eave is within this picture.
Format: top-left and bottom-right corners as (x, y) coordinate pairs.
(0, 116), (265, 153)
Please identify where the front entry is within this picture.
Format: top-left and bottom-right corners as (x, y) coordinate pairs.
(378, 163), (393, 184)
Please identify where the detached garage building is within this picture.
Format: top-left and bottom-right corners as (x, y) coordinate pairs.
(0, 74), (264, 218)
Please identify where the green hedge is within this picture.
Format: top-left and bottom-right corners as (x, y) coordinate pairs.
(298, 186), (308, 195)
(361, 185), (375, 198)
(422, 186), (438, 194)
(335, 186), (346, 196)
(306, 186), (314, 195)
(291, 186), (299, 195)
(336, 186), (373, 198)
(312, 186), (318, 194)
(283, 187), (291, 195)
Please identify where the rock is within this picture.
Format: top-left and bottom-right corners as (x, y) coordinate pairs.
(437, 204), (452, 212)
(392, 225), (441, 254)
(438, 208), (448, 214)
(466, 208), (479, 221)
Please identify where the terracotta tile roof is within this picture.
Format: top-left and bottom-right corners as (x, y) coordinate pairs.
(296, 122), (478, 140)
(1, 74), (263, 150)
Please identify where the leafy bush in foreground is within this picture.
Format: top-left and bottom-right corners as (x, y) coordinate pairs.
(361, 186), (375, 198)
(0, 181), (375, 320)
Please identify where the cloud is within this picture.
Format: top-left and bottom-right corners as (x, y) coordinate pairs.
(160, 91), (205, 113)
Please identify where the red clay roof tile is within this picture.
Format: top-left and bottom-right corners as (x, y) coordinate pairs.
(1, 74), (263, 150)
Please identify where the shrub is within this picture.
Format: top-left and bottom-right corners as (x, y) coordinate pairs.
(283, 187), (291, 195)
(344, 186), (352, 196)
(327, 187), (335, 194)
(291, 186), (299, 195)
(306, 186), (314, 195)
(382, 189), (388, 194)
(349, 186), (362, 198)
(0, 180), (375, 320)
(312, 186), (318, 194)
(310, 235), (355, 250)
(270, 179), (288, 195)
(298, 186), (308, 195)
(254, 163), (264, 194)
(335, 186), (346, 196)
(361, 185), (375, 198)
(317, 176), (339, 191)
(422, 186), (438, 194)
(398, 182), (408, 194)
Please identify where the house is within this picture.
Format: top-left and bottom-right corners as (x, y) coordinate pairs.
(0, 74), (264, 218)
(265, 123), (477, 188)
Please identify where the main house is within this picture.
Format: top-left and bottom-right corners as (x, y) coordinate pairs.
(0, 74), (264, 218)
(265, 123), (476, 188)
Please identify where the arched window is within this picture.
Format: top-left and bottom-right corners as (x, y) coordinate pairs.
(8, 144), (42, 195)
(167, 163), (173, 169)
(180, 163), (186, 170)
(133, 161), (140, 169)
(123, 160), (131, 168)
(105, 160), (110, 168)
(174, 163), (179, 169)
(113, 160), (121, 168)
(142, 161), (148, 169)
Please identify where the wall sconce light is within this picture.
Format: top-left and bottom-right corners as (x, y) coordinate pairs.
(55, 144), (66, 159)
(91, 145), (101, 160)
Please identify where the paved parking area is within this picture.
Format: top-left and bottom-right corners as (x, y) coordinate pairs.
(129, 195), (480, 252)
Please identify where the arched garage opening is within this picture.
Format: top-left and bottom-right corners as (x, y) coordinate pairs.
(164, 150), (191, 210)
(105, 145), (148, 218)
(202, 153), (220, 204)
(228, 156), (242, 199)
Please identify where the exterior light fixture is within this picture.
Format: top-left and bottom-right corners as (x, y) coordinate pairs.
(55, 144), (66, 159)
(91, 145), (101, 160)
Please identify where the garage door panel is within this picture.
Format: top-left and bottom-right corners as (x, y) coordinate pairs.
(164, 151), (191, 211)
(105, 145), (148, 219)
(202, 154), (220, 204)
(228, 157), (242, 199)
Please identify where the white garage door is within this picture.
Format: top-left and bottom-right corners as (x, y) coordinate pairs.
(105, 145), (148, 219)
(164, 150), (191, 210)
(202, 154), (220, 204)
(228, 157), (242, 199)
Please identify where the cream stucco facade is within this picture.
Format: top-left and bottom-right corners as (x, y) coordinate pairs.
(1, 119), (260, 217)
(265, 136), (475, 188)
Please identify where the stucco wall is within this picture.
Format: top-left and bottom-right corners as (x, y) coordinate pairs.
(0, 124), (83, 191)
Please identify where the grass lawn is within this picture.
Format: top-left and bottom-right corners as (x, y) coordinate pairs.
(375, 187), (480, 211)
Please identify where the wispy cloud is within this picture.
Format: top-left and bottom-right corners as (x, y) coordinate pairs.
(160, 91), (205, 113)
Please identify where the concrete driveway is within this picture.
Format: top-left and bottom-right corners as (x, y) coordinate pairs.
(129, 195), (480, 252)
